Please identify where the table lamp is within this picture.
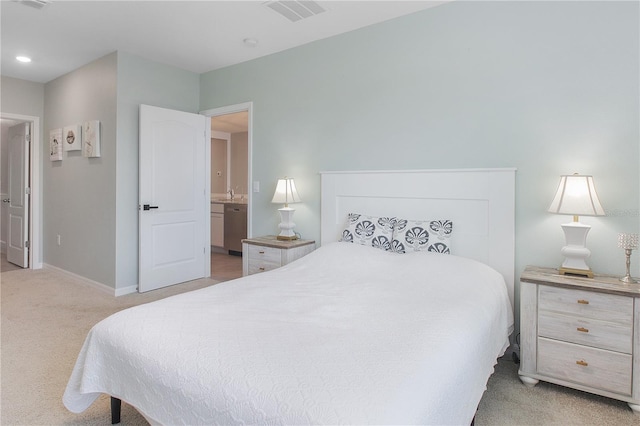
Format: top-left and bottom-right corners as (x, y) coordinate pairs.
(548, 173), (605, 278)
(271, 177), (301, 240)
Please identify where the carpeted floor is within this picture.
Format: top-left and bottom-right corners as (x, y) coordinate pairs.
(1, 265), (637, 425)
(477, 357), (635, 425)
(1, 266), (217, 425)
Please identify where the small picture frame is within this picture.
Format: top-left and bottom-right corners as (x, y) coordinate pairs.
(63, 124), (82, 152)
(49, 128), (63, 161)
(82, 120), (101, 158)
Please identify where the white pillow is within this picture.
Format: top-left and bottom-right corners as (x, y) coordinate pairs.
(391, 219), (453, 254)
(340, 213), (395, 251)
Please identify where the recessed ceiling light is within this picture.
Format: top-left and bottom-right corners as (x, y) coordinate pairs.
(16, 56), (32, 63)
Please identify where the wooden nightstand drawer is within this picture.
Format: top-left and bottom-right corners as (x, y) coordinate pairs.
(247, 244), (281, 263)
(242, 236), (315, 276)
(247, 261), (279, 275)
(247, 245), (281, 274)
(538, 337), (632, 396)
(539, 285), (633, 323)
(519, 266), (640, 413)
(538, 310), (633, 353)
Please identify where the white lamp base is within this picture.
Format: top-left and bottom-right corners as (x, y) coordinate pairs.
(558, 221), (593, 278)
(277, 207), (298, 241)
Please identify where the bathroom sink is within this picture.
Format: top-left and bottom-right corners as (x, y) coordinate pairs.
(212, 199), (246, 204)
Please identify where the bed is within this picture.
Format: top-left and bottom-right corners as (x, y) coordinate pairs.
(64, 168), (516, 425)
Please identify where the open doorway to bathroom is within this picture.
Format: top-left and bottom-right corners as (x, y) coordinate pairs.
(201, 103), (252, 282)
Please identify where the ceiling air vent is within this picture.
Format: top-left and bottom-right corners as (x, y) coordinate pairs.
(264, 1), (326, 23)
(15, 0), (52, 10)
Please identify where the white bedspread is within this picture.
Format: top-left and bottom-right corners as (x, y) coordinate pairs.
(64, 242), (513, 425)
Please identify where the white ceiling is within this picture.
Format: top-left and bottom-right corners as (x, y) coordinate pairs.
(1, 0), (450, 84)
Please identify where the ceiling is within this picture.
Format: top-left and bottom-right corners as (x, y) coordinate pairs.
(212, 111), (249, 133)
(1, 0), (450, 84)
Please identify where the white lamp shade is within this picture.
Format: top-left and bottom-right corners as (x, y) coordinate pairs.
(548, 174), (604, 277)
(547, 174), (605, 217)
(271, 178), (301, 206)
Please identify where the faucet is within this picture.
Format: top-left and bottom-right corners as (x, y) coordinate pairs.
(228, 188), (234, 200)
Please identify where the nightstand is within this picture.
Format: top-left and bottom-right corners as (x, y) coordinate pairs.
(519, 265), (640, 414)
(241, 236), (315, 276)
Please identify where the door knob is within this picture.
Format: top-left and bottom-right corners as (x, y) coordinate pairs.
(2, 199), (9, 203)
(143, 204), (159, 211)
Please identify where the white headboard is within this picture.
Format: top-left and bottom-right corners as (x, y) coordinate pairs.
(320, 168), (516, 308)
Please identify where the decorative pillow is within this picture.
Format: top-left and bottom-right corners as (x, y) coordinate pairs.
(340, 213), (396, 251)
(391, 219), (453, 254)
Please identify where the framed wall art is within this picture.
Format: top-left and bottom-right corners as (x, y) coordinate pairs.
(49, 128), (63, 161)
(63, 124), (82, 151)
(82, 120), (101, 158)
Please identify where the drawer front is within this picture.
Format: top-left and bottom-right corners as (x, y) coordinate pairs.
(538, 310), (632, 353)
(538, 286), (633, 324)
(247, 245), (281, 274)
(537, 337), (632, 396)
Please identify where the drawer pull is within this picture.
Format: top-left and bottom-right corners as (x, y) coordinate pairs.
(576, 360), (588, 367)
(258, 250), (265, 254)
(577, 327), (589, 333)
(577, 299), (589, 305)
(259, 267), (265, 271)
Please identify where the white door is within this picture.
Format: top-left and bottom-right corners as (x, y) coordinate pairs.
(139, 105), (209, 292)
(7, 122), (30, 268)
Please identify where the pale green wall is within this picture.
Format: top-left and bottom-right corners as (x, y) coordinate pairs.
(43, 53), (118, 285)
(1, 76), (44, 118)
(3, 1), (638, 304)
(115, 51), (200, 290)
(200, 1), (639, 284)
(40, 51), (199, 290)
(1, 77), (45, 196)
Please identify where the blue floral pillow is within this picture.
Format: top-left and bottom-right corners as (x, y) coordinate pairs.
(391, 219), (453, 254)
(340, 213), (396, 251)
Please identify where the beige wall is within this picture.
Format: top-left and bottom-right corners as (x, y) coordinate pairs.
(211, 138), (227, 194)
(211, 132), (248, 197)
(230, 131), (248, 196)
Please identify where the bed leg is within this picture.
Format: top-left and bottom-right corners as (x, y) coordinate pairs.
(111, 397), (121, 424)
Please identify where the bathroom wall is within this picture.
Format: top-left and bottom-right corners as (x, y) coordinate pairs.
(230, 131), (248, 197)
(211, 137), (227, 194)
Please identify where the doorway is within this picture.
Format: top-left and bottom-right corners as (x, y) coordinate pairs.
(0, 113), (41, 270)
(201, 102), (252, 281)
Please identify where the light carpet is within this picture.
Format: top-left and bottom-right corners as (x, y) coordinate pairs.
(1, 266), (637, 425)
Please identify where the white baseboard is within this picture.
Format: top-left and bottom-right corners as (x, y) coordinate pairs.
(115, 285), (138, 297)
(43, 264), (138, 297)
